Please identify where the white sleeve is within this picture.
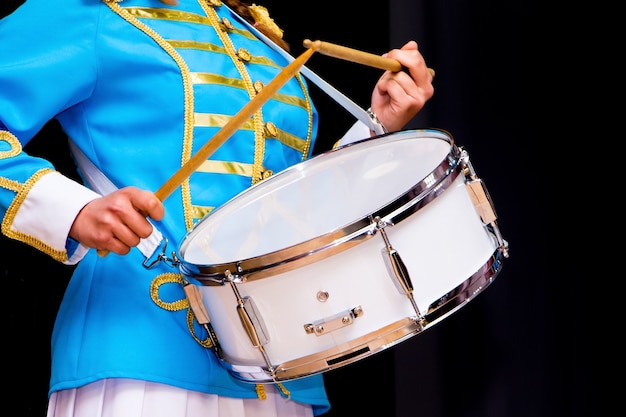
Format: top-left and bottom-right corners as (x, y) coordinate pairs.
(11, 171), (101, 264)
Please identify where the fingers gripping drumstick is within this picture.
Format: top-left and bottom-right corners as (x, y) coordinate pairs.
(303, 39), (435, 78)
(97, 47), (317, 257)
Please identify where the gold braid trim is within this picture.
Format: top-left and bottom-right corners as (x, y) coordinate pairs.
(186, 309), (214, 348)
(255, 383), (267, 400)
(254, 382), (291, 401)
(276, 382), (291, 399)
(1, 168), (68, 262)
(294, 74), (314, 160)
(150, 273), (213, 348)
(0, 130), (22, 158)
(149, 273), (189, 311)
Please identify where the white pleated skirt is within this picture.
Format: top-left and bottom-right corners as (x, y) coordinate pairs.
(47, 378), (314, 417)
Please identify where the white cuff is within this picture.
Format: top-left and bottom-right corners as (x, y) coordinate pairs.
(12, 172), (101, 261)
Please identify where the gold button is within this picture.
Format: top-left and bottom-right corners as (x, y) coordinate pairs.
(253, 80), (265, 93)
(261, 170), (273, 180)
(221, 17), (233, 31)
(206, 0), (222, 6)
(264, 121), (278, 137)
(236, 48), (251, 62)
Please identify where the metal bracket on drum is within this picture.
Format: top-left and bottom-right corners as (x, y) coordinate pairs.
(373, 216), (425, 326)
(460, 148), (509, 259)
(304, 305), (365, 336)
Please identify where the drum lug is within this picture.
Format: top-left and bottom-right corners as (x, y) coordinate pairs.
(304, 306), (364, 336)
(460, 149), (497, 225)
(236, 295), (270, 347)
(225, 271), (270, 347)
(460, 148), (510, 259)
(466, 178), (497, 224)
(374, 216), (423, 319)
(224, 271), (280, 379)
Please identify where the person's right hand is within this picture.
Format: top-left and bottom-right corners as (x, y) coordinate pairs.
(69, 186), (164, 255)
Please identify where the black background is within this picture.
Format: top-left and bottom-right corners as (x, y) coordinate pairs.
(2, 1), (588, 416)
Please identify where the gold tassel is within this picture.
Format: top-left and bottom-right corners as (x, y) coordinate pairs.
(248, 4), (284, 39)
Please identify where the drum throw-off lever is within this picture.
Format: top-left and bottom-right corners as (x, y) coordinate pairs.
(374, 216), (424, 321)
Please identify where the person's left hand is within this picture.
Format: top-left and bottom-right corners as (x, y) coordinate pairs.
(370, 40), (435, 133)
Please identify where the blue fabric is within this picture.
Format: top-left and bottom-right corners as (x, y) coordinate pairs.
(0, 0), (328, 414)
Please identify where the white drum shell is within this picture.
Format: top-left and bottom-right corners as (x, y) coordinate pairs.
(178, 130), (499, 371)
(198, 173), (496, 367)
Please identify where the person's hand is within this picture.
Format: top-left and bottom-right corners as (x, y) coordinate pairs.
(370, 40), (435, 133)
(69, 186), (165, 255)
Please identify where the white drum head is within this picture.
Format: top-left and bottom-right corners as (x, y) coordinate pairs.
(179, 129), (454, 268)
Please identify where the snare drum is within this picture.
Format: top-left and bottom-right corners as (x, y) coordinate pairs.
(177, 129), (508, 383)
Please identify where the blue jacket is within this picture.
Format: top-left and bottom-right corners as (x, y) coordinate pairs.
(0, 0), (329, 414)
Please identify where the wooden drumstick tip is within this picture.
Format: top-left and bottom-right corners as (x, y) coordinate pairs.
(303, 39), (321, 51)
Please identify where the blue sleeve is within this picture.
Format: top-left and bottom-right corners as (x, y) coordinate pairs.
(0, 0), (100, 142)
(0, 0), (101, 258)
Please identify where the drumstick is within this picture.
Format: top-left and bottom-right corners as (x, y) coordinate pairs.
(97, 46), (316, 257)
(302, 39), (435, 78)
(155, 45), (316, 201)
